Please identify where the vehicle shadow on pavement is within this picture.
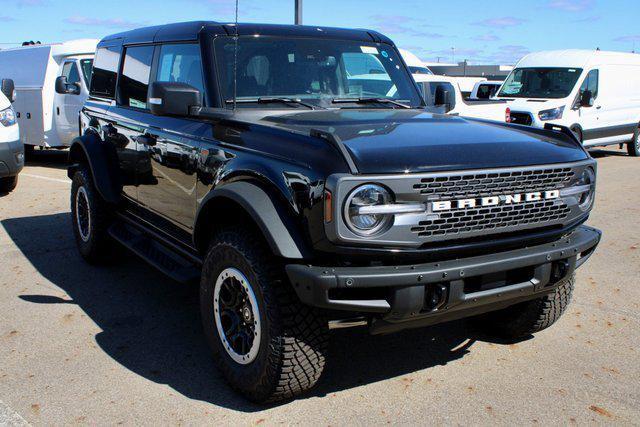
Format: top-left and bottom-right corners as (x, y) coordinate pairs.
(2, 212), (525, 411)
(25, 149), (68, 170)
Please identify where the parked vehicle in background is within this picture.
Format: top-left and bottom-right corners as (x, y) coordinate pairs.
(469, 80), (503, 100)
(0, 39), (98, 151)
(453, 76), (487, 98)
(413, 73), (506, 121)
(399, 48), (433, 74)
(0, 79), (24, 193)
(69, 21), (600, 403)
(497, 50), (640, 156)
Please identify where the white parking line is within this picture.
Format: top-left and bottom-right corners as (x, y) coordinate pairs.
(21, 173), (70, 185)
(0, 399), (30, 426)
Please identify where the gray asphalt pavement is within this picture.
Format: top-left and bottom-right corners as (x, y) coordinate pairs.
(0, 148), (638, 425)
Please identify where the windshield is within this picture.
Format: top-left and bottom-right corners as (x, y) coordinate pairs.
(80, 59), (94, 88)
(214, 36), (423, 109)
(498, 67), (582, 99)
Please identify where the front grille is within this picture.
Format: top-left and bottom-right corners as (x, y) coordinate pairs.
(411, 199), (571, 238)
(413, 167), (575, 199)
(509, 112), (533, 125)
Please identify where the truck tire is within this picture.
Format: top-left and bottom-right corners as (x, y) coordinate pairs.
(200, 225), (328, 403)
(627, 125), (640, 157)
(0, 176), (18, 193)
(70, 167), (114, 263)
(479, 274), (575, 339)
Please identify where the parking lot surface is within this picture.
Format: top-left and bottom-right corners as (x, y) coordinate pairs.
(1, 148), (639, 425)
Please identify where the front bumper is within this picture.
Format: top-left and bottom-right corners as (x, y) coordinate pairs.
(287, 225), (601, 334)
(0, 126), (24, 178)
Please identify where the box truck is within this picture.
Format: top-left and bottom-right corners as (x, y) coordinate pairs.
(0, 39), (98, 150)
(497, 50), (640, 156)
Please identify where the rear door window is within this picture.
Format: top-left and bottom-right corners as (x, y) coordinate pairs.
(90, 46), (121, 99)
(118, 45), (155, 109)
(156, 44), (204, 94)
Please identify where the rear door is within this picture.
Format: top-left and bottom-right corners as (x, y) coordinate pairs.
(136, 43), (206, 232)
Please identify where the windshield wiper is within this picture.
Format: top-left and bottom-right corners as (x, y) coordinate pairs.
(225, 97), (319, 110)
(331, 97), (411, 109)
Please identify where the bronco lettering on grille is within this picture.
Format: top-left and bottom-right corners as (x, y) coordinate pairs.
(431, 190), (560, 212)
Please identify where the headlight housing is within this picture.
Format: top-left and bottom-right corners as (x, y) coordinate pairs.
(344, 184), (393, 236)
(538, 106), (565, 121)
(0, 106), (16, 127)
(576, 167), (596, 211)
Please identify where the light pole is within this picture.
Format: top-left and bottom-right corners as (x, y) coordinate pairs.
(295, 0), (303, 25)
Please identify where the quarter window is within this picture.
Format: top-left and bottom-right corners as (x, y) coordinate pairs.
(156, 44), (204, 95)
(579, 69), (599, 99)
(90, 46), (121, 99)
(118, 45), (155, 109)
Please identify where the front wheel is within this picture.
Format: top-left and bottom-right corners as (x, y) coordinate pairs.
(200, 226), (329, 403)
(627, 125), (640, 157)
(478, 274), (575, 339)
(70, 167), (114, 263)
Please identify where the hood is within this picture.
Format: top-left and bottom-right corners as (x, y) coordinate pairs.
(505, 98), (564, 113)
(260, 109), (588, 174)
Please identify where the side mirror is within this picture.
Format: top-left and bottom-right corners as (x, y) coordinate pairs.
(148, 81), (202, 117)
(434, 86), (453, 113)
(1, 79), (16, 102)
(55, 76), (80, 95)
(580, 90), (594, 108)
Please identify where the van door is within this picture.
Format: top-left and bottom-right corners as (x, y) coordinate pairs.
(54, 59), (86, 145)
(576, 69), (600, 141)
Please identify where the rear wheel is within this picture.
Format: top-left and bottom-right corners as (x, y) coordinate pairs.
(0, 176), (18, 194)
(627, 125), (640, 157)
(200, 225), (329, 402)
(479, 274), (575, 339)
(70, 167), (115, 263)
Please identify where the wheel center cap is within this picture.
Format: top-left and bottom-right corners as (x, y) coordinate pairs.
(242, 305), (252, 323)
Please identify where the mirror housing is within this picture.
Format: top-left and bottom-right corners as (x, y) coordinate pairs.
(1, 78), (16, 102)
(148, 81), (202, 117)
(579, 90), (594, 108)
(55, 76), (80, 95)
(434, 85), (453, 113)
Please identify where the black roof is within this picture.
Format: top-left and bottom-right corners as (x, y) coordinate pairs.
(99, 21), (394, 46)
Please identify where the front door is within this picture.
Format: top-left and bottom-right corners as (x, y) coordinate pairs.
(54, 60), (86, 145)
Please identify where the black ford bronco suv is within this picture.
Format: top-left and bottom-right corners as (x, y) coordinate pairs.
(68, 21), (601, 402)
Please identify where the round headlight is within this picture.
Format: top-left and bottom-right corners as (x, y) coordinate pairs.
(577, 167), (596, 211)
(344, 184), (393, 236)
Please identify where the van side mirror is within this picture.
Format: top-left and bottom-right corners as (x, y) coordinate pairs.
(148, 81), (202, 117)
(1, 79), (16, 102)
(55, 76), (80, 95)
(579, 90), (594, 108)
(434, 85), (452, 113)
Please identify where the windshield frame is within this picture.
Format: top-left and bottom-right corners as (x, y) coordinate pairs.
(497, 67), (584, 99)
(211, 35), (425, 110)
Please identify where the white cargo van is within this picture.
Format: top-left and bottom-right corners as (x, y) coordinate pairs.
(0, 39), (98, 150)
(413, 74), (506, 122)
(497, 50), (640, 155)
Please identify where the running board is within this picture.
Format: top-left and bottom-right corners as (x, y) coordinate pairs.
(108, 221), (201, 284)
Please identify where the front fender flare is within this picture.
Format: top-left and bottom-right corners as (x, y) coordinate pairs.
(196, 181), (310, 259)
(68, 134), (121, 204)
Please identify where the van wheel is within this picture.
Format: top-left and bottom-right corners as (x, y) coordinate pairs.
(627, 125), (640, 157)
(200, 225), (328, 403)
(0, 176), (18, 194)
(478, 274), (575, 339)
(70, 167), (114, 263)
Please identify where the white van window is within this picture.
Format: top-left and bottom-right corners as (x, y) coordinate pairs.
(62, 61), (81, 85)
(579, 69), (599, 99)
(498, 67), (582, 99)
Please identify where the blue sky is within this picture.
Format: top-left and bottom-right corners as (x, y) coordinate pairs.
(0, 0), (638, 64)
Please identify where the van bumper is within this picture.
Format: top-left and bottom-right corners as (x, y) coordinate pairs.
(286, 225), (601, 334)
(0, 127), (24, 178)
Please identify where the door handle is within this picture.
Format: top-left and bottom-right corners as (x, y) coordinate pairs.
(596, 105), (602, 109)
(136, 133), (158, 146)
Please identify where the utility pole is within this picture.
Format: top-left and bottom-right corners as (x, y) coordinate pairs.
(295, 0), (303, 25)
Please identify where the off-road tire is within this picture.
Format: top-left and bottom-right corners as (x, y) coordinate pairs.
(0, 176), (18, 193)
(479, 274), (575, 339)
(627, 125), (640, 157)
(70, 167), (114, 263)
(200, 226), (329, 403)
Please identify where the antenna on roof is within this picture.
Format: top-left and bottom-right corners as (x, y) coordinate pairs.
(232, 0), (239, 112)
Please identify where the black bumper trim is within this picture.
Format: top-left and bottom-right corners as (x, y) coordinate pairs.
(286, 225), (601, 327)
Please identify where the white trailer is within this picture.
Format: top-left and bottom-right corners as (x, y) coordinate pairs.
(0, 39), (98, 149)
